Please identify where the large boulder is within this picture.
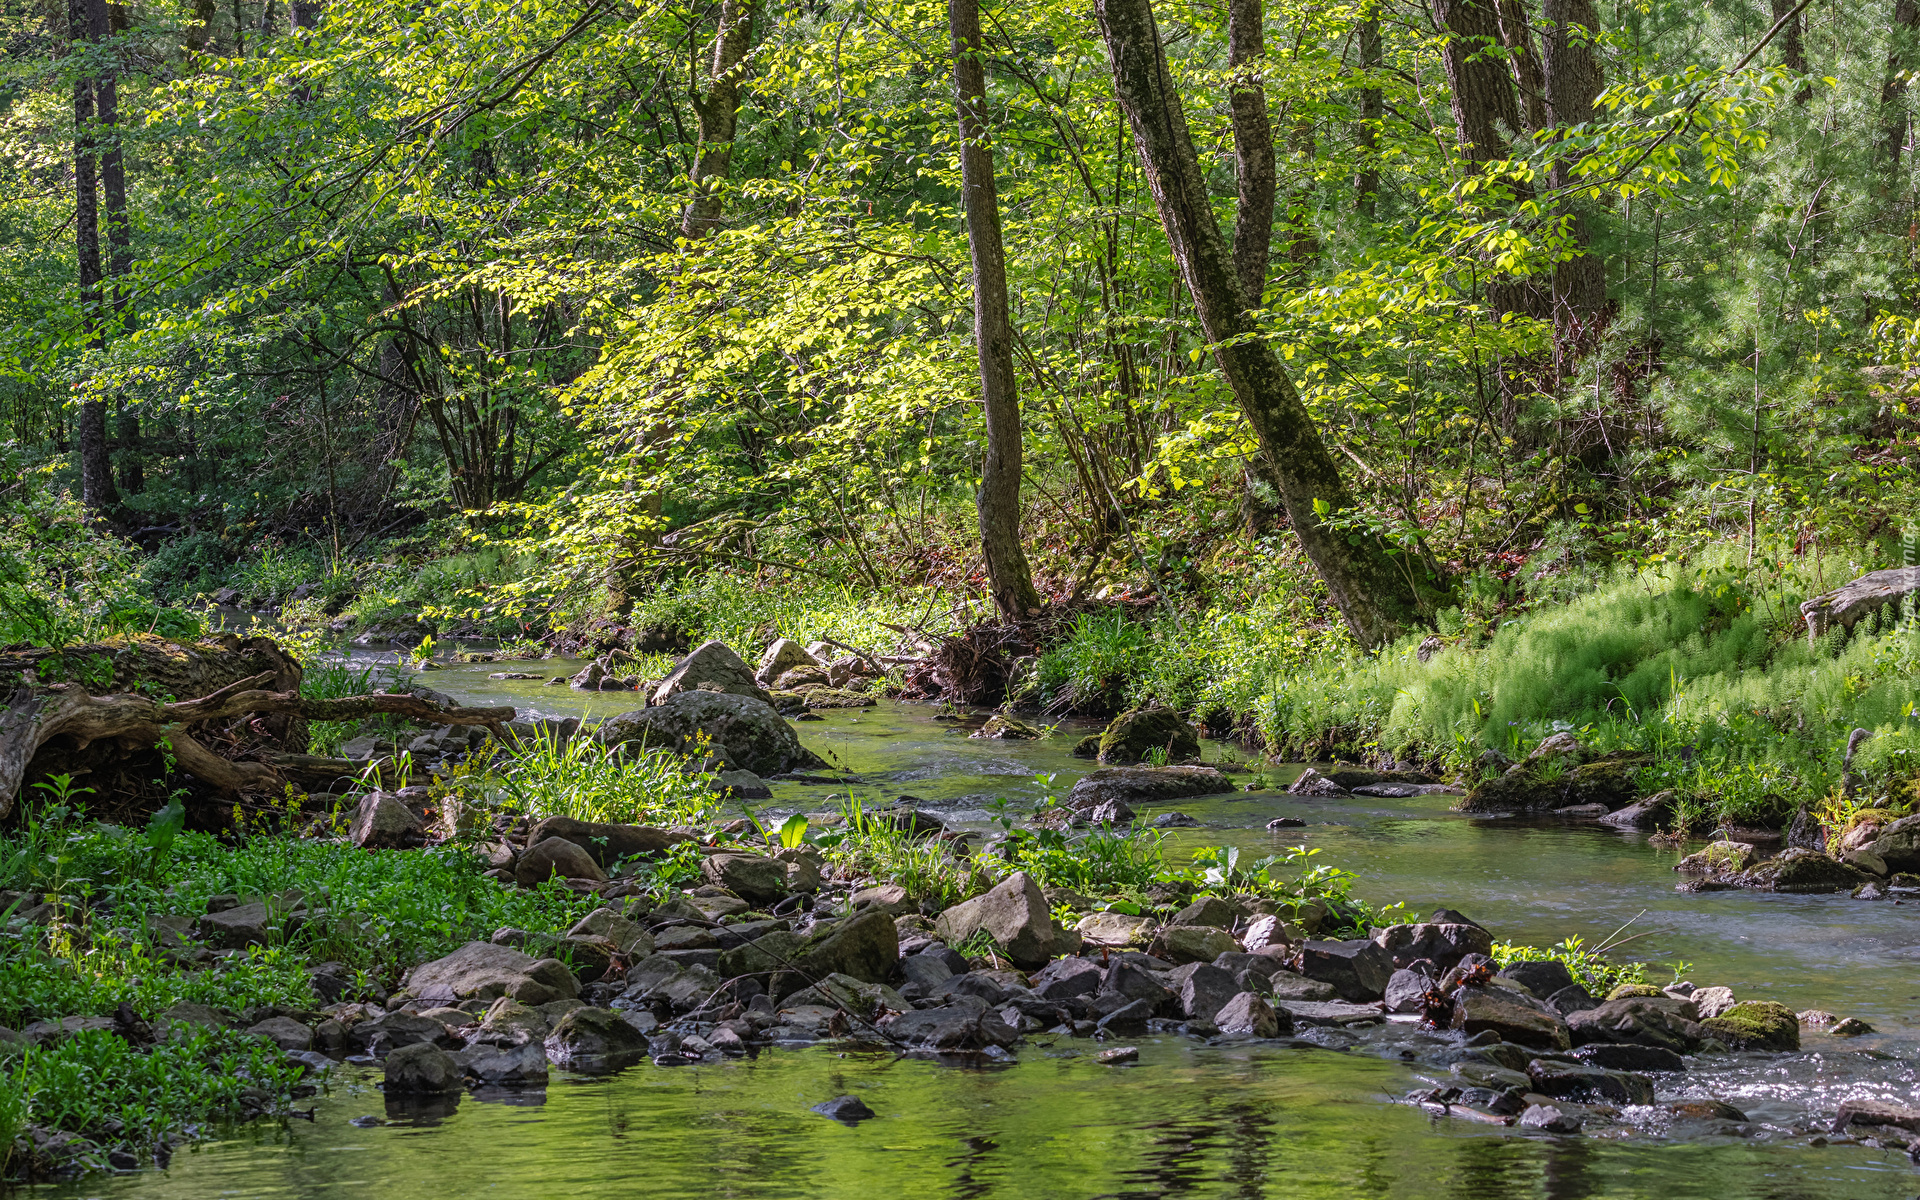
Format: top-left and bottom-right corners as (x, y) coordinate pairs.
(1062, 766), (1234, 812)
(1527, 1060), (1654, 1106)
(1456, 750), (1649, 814)
(1598, 790), (1676, 829)
(351, 792), (424, 849)
(933, 872), (1077, 970)
(701, 853), (790, 905)
(1094, 708), (1200, 766)
(1155, 925), (1241, 965)
(596, 691), (824, 776)
(524, 817), (686, 868)
(1869, 814), (1920, 873)
(543, 1007), (651, 1065)
(755, 638), (819, 685)
(1075, 910), (1158, 949)
(1565, 995), (1706, 1052)
(1498, 960), (1576, 999)
(776, 910), (900, 995)
(384, 1043), (462, 1093)
(515, 837), (606, 887)
(1296, 938), (1393, 1002)
(1801, 568), (1920, 644)
(1737, 848), (1864, 894)
(404, 942), (581, 1008)
(650, 640), (773, 706)
(1451, 987), (1572, 1050)
(1370, 922), (1492, 971)
(1700, 1000), (1798, 1051)
(1168, 963), (1240, 1023)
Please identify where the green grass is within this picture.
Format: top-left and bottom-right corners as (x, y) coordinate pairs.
(450, 731), (723, 831)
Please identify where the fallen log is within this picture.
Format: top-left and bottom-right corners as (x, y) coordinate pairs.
(2, 669), (514, 818)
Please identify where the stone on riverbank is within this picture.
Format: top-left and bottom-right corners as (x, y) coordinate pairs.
(597, 691), (824, 776)
(1800, 568), (1920, 644)
(1061, 766), (1234, 812)
(1372, 922), (1493, 971)
(972, 714), (1040, 739)
(1497, 960), (1574, 999)
(1093, 707), (1199, 765)
(1597, 791), (1675, 829)
(1296, 938), (1393, 1002)
(384, 1043), (462, 1093)
(702, 853), (790, 905)
(514, 837), (606, 887)
(1833, 1099), (1920, 1135)
(1452, 987), (1572, 1050)
(1156, 925), (1241, 965)
(1075, 911), (1158, 948)
(524, 816), (686, 867)
(1700, 1000), (1798, 1051)
(1738, 848), (1864, 894)
(404, 942), (581, 1008)
(756, 639), (818, 685)
(884, 1006), (1018, 1051)
(1527, 1060), (1653, 1105)
(1566, 995), (1705, 1052)
(651, 640), (772, 706)
(351, 791), (424, 849)
(1868, 814), (1920, 873)
(779, 910), (900, 992)
(544, 1007), (651, 1065)
(1213, 992), (1286, 1037)
(934, 872), (1077, 970)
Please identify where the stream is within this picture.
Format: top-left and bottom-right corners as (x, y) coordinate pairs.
(35, 652), (1920, 1199)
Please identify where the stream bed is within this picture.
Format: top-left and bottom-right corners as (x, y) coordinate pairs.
(34, 655), (1920, 1199)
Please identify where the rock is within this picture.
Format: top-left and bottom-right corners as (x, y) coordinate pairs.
(1213, 992), (1285, 1037)
(1156, 925), (1241, 965)
(1665, 1099), (1749, 1122)
(452, 1041), (549, 1086)
(570, 661), (605, 690)
(1700, 1000), (1798, 1051)
(467, 998), (551, 1047)
(524, 816), (686, 867)
(405, 942), (581, 1008)
(1738, 848), (1864, 893)
(712, 769), (773, 799)
(783, 910), (900, 990)
(1076, 911), (1158, 948)
(1383, 968), (1435, 1015)
(1800, 568), (1920, 644)
(1296, 938), (1394, 1002)
(1062, 766), (1234, 812)
(1264, 972), (1340, 1002)
(514, 837), (607, 887)
(851, 884), (915, 916)
(1675, 840), (1756, 876)
(933, 872), (1073, 970)
(1370, 922), (1493, 971)
(383, 1043), (462, 1093)
(1069, 734), (1101, 759)
(1451, 988), (1571, 1050)
(1690, 986), (1737, 1019)
(596, 691), (822, 776)
(21, 1015), (118, 1044)
(1030, 956), (1105, 1000)
(1834, 1099), (1920, 1134)
(1527, 1060), (1654, 1105)
(1844, 848), (1889, 876)
(1498, 960), (1576, 999)
(1271, 1000), (1383, 1028)
(1575, 1043), (1685, 1072)
(196, 900), (300, 950)
(1266, 817), (1306, 829)
(1829, 1016), (1874, 1036)
(971, 714), (1040, 739)
(1172, 897), (1241, 929)
(756, 638), (818, 685)
(1239, 914), (1297, 952)
(1094, 707), (1199, 765)
(1168, 962), (1240, 1023)
(883, 1006), (1018, 1051)
(1869, 814), (1920, 873)
(1100, 959), (1173, 1006)
(701, 853), (790, 905)
(1095, 998), (1155, 1035)
(246, 1016), (313, 1052)
(351, 792), (424, 849)
(1544, 984), (1600, 1016)
(566, 908), (653, 957)
(1456, 748), (1649, 814)
(1566, 996), (1706, 1052)
(1150, 811), (1201, 828)
(785, 973), (909, 1019)
(812, 1094), (877, 1121)
(719, 929), (802, 981)
(1552, 804), (1608, 818)
(651, 640), (772, 706)
(1598, 790), (1676, 829)
(1096, 1046), (1139, 1064)
(543, 1007), (651, 1065)
(347, 1011), (458, 1056)
(1519, 1103), (1583, 1133)
(1286, 768), (1348, 797)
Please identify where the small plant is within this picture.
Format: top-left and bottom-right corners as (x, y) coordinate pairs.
(0, 1056), (25, 1174)
(1143, 745), (1171, 767)
(775, 814), (810, 849)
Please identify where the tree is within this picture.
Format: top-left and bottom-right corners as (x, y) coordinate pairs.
(1881, 0), (1920, 173)
(70, 0), (120, 521)
(952, 0), (1041, 619)
(1541, 0), (1606, 342)
(1227, 0), (1274, 307)
(1094, 0), (1428, 646)
(682, 0), (757, 240)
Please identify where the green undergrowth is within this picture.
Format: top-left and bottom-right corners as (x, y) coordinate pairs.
(440, 732), (723, 831)
(1491, 936), (1675, 998)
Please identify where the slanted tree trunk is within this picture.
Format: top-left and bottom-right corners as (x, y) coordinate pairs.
(1541, 0), (1606, 343)
(681, 0), (756, 240)
(1227, 0), (1274, 307)
(952, 0), (1042, 620)
(1096, 0), (1429, 647)
(71, 0), (120, 522)
(1356, 3), (1382, 216)
(1881, 0), (1920, 173)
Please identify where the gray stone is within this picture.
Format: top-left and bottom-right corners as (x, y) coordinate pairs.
(851, 884), (915, 915)
(1498, 960), (1576, 998)
(453, 1040), (550, 1086)
(1029, 956), (1103, 1000)
(596, 691), (823, 776)
(1870, 813), (1920, 873)
(1212, 991), (1284, 1037)
(1383, 968), (1435, 1015)
(1075, 910), (1158, 948)
(1094, 707), (1200, 765)
(1296, 938), (1394, 1002)
(566, 908), (653, 957)
(1062, 766), (1234, 812)
(712, 769), (773, 799)
(1452, 987), (1571, 1050)
(883, 1006), (1018, 1051)
(544, 1007), (651, 1065)
(1370, 922), (1493, 970)
(812, 1094), (877, 1122)
(1168, 962), (1240, 1023)
(1599, 790), (1675, 829)
(651, 640), (773, 706)
(1286, 769), (1348, 797)
(351, 791), (424, 849)
(515, 837), (606, 887)
(702, 853), (790, 905)
(1574, 1043), (1685, 1072)
(779, 910), (900, 992)
(384, 1043), (462, 1093)
(1264, 971), (1339, 1002)
(1271, 1001), (1383, 1028)
(933, 872), (1074, 970)
(1157, 925), (1241, 965)
(756, 638), (818, 686)
(467, 998), (550, 1047)
(1565, 996), (1706, 1052)
(901, 954), (956, 989)
(1545, 984), (1600, 1016)
(246, 1016), (313, 1052)
(1171, 897), (1241, 929)
(1100, 960), (1173, 1008)
(405, 942), (581, 1008)
(1519, 1103), (1582, 1133)
(1690, 986), (1737, 1020)
(1527, 1060), (1654, 1106)
(1834, 1099), (1920, 1134)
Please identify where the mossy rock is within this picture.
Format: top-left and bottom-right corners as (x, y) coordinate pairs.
(1605, 983), (1665, 1000)
(1070, 734), (1101, 759)
(1739, 848), (1864, 894)
(1096, 707), (1199, 765)
(804, 688), (876, 709)
(1701, 1000), (1799, 1051)
(1455, 751), (1649, 813)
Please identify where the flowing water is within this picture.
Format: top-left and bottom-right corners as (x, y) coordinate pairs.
(36, 654), (1920, 1199)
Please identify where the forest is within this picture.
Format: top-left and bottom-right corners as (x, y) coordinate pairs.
(4, 0), (1920, 1190)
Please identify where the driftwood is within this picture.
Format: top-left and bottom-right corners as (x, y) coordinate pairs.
(1, 667), (513, 819)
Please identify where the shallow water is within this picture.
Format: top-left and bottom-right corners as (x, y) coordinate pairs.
(38, 656), (1920, 1199)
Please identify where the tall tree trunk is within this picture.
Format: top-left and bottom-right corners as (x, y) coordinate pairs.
(1356, 3), (1382, 216)
(1882, 0), (1920, 173)
(952, 0), (1041, 620)
(72, 0), (120, 520)
(100, 0), (140, 497)
(1495, 0), (1549, 135)
(1771, 0), (1807, 73)
(1227, 0), (1274, 308)
(1096, 0), (1428, 646)
(186, 0), (216, 55)
(681, 0), (756, 240)
(1541, 0), (1606, 344)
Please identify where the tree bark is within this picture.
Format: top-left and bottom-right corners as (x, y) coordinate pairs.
(1540, 0), (1606, 340)
(71, 0), (120, 520)
(1882, 0), (1920, 172)
(1495, 0), (1549, 136)
(953, 0), (1042, 620)
(1771, 0), (1807, 73)
(1434, 0), (1527, 165)
(680, 0), (756, 240)
(1096, 0), (1429, 646)
(1356, 3), (1382, 216)
(1227, 0), (1274, 307)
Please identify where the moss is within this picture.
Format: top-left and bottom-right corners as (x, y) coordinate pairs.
(1701, 1000), (1799, 1051)
(1606, 983), (1665, 1000)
